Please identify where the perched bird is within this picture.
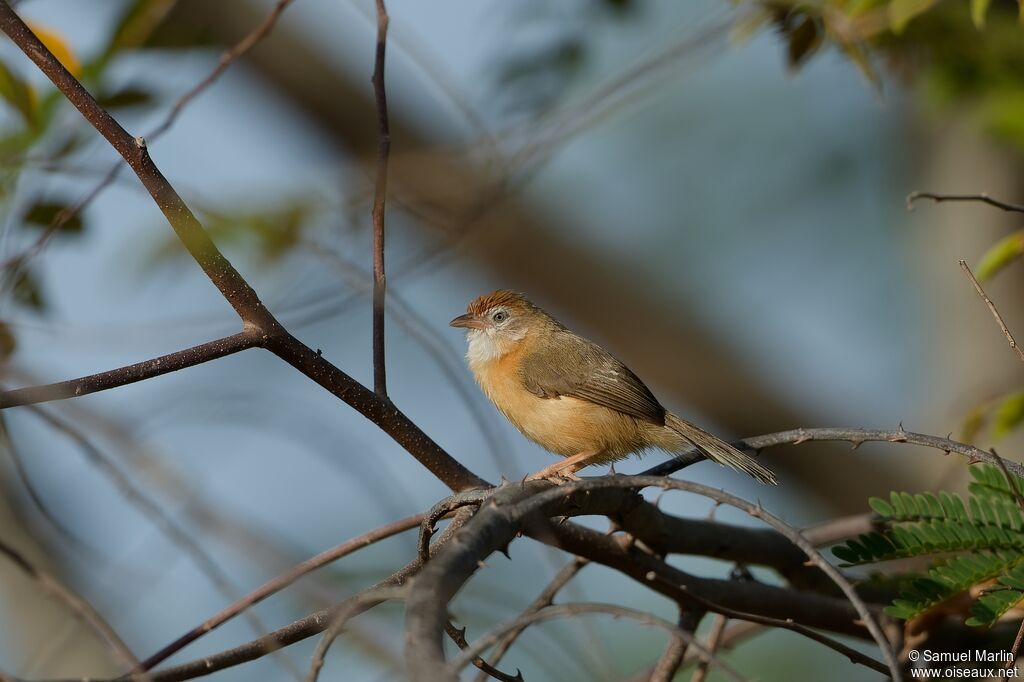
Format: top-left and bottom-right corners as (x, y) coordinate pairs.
(450, 290), (777, 484)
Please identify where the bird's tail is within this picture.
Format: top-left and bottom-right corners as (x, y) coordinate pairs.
(665, 412), (777, 485)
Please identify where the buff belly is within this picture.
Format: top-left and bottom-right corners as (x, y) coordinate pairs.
(472, 355), (651, 462)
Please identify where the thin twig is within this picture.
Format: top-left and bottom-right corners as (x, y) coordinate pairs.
(475, 558), (588, 682)
(907, 191), (1024, 214)
(690, 614), (727, 682)
(120, 508), (475, 682)
(1008, 619), (1024, 669)
(444, 622), (523, 682)
(988, 448), (1024, 514)
(641, 426), (1024, 478)
(959, 259), (1024, 363)
(0, 331), (260, 408)
(138, 512), (429, 672)
(0, 536), (146, 679)
(23, 404), (289, 675)
(650, 607), (704, 682)
(305, 586), (408, 682)
(448, 603), (746, 682)
(675, 578), (888, 676)
(370, 0), (391, 397)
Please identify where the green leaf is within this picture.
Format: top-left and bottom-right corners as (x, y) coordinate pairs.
(993, 393), (1024, 440)
(870, 497), (895, 517)
(889, 0), (937, 34)
(976, 231), (1024, 282)
(0, 60), (36, 127)
(971, 0), (993, 29)
(22, 200), (83, 235)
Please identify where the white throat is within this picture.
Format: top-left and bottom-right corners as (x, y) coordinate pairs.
(464, 327), (527, 369)
(466, 328), (503, 367)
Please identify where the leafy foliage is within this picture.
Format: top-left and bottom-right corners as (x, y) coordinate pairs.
(834, 464), (1024, 626)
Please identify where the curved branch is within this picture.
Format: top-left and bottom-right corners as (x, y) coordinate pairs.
(641, 427), (1024, 478)
(120, 508), (476, 682)
(448, 603), (745, 682)
(474, 558), (587, 682)
(138, 512), (429, 672)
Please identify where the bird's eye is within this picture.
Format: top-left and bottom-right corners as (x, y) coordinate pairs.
(492, 310), (509, 322)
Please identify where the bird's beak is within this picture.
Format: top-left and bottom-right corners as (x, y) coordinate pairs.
(449, 313), (487, 330)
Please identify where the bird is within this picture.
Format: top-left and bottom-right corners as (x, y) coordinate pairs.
(450, 290), (777, 484)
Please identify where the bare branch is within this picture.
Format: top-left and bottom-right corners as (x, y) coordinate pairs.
(370, 0), (391, 397)
(907, 191), (1024, 214)
(444, 621), (523, 682)
(650, 607), (704, 682)
(138, 512), (429, 672)
(448, 603), (745, 682)
(121, 508), (475, 682)
(475, 558), (587, 682)
(306, 586), (408, 682)
(21, 404), (286, 672)
(690, 614), (727, 682)
(642, 426), (1024, 478)
(0, 537), (144, 678)
(959, 259), (1024, 364)
(0, 332), (259, 409)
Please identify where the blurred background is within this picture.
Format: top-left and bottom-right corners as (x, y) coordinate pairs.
(0, 0), (1022, 679)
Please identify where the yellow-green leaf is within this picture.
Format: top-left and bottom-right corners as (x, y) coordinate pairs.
(109, 0), (180, 52)
(0, 60), (35, 126)
(976, 230), (1024, 282)
(889, 0), (937, 34)
(961, 401), (991, 443)
(993, 392), (1024, 440)
(26, 23), (81, 78)
(972, 0), (992, 28)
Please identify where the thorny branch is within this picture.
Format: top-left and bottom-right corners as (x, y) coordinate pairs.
(642, 426), (1024, 478)
(959, 259), (1024, 364)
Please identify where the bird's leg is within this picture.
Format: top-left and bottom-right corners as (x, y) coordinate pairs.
(526, 450), (600, 482)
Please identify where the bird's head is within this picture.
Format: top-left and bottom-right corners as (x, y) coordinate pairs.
(450, 290), (546, 362)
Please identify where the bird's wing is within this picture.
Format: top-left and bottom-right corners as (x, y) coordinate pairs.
(520, 331), (666, 425)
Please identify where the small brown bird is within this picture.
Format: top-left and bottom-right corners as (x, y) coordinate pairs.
(450, 290), (777, 484)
